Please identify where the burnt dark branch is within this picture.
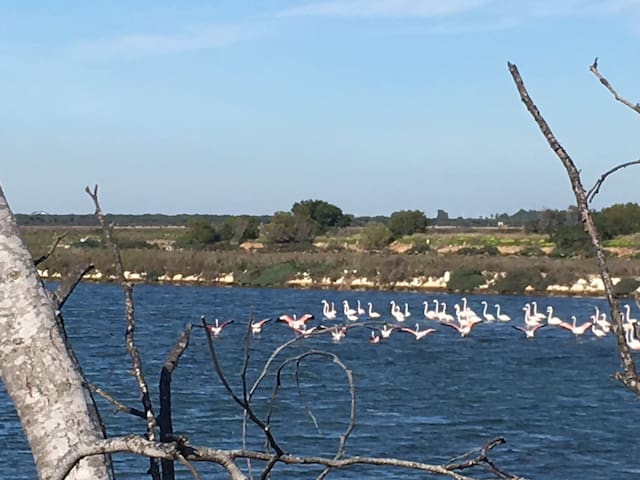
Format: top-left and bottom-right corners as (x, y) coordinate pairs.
(83, 382), (146, 418)
(159, 323), (192, 480)
(590, 58), (640, 115)
(33, 232), (68, 266)
(586, 159), (640, 203)
(508, 62), (640, 398)
(52, 263), (95, 309)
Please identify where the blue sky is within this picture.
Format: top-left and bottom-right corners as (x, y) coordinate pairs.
(2, 1), (639, 218)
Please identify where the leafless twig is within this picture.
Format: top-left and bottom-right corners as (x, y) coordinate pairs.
(590, 57), (640, 115)
(586, 159), (640, 203)
(33, 232), (68, 266)
(202, 316), (284, 457)
(52, 263), (95, 309)
(445, 437), (517, 479)
(85, 184), (161, 479)
(83, 382), (146, 418)
(508, 62), (640, 397)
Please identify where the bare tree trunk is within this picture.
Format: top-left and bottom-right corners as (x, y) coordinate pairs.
(0, 185), (113, 480)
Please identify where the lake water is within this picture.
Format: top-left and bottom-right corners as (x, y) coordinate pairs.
(2, 282), (640, 479)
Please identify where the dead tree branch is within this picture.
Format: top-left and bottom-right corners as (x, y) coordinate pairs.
(201, 316), (285, 456)
(51, 263), (95, 309)
(55, 434), (521, 480)
(86, 184), (161, 479)
(159, 323), (193, 480)
(586, 159), (640, 203)
(445, 437), (516, 479)
(508, 62), (640, 397)
(590, 57), (640, 115)
(33, 232), (68, 266)
(83, 382), (146, 418)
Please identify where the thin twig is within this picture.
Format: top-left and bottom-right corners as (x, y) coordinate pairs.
(586, 159), (640, 203)
(52, 263), (95, 309)
(33, 232), (68, 266)
(202, 316), (284, 456)
(83, 382), (146, 418)
(508, 62), (640, 397)
(445, 437), (517, 479)
(590, 57), (640, 115)
(85, 184), (161, 479)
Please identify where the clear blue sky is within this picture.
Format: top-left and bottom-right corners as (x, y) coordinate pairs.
(2, 1), (639, 218)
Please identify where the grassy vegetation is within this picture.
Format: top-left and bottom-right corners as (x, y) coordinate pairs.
(22, 225), (640, 296)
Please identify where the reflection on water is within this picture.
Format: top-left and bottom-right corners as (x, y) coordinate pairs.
(1, 283), (639, 479)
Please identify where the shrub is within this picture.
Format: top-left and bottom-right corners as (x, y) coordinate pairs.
(494, 269), (549, 294)
(614, 277), (640, 296)
(237, 262), (297, 287)
(447, 267), (486, 292)
(359, 222), (393, 251)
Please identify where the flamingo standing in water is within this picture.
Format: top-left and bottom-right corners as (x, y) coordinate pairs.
(390, 301), (407, 322)
(343, 301), (359, 321)
(481, 301), (496, 322)
(495, 304), (511, 322)
(423, 301), (439, 320)
(369, 331), (382, 344)
(321, 300), (337, 320)
(368, 302), (381, 319)
(357, 300), (366, 316)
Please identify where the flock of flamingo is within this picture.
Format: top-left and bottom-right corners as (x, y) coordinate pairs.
(203, 297), (640, 349)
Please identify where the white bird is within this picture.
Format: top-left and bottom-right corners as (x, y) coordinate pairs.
(343, 301), (359, 321)
(544, 305), (563, 326)
(442, 318), (481, 337)
(423, 301), (439, 320)
(390, 301), (407, 322)
(321, 300), (337, 320)
(624, 321), (640, 350)
(357, 299), (366, 316)
(368, 302), (381, 319)
(495, 304), (511, 322)
(437, 302), (455, 323)
(380, 323), (396, 338)
(481, 300), (496, 322)
(403, 303), (412, 318)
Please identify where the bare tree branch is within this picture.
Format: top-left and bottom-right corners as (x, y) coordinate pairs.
(51, 263), (95, 309)
(56, 434), (520, 480)
(86, 184), (161, 479)
(586, 159), (640, 203)
(590, 57), (640, 115)
(201, 316), (285, 456)
(159, 323), (193, 480)
(83, 382), (146, 418)
(445, 437), (517, 479)
(508, 62), (640, 397)
(33, 232), (68, 266)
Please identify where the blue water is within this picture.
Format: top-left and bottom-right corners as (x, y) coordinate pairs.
(2, 283), (640, 479)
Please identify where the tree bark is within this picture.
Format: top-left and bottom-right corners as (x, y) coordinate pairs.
(0, 185), (113, 480)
